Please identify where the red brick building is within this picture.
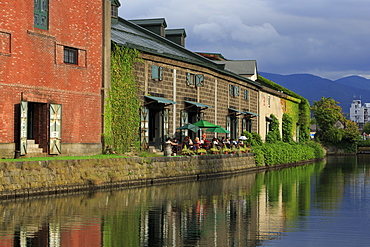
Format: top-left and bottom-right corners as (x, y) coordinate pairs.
(0, 1), (110, 158)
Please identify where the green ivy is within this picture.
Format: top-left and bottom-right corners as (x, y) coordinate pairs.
(282, 113), (294, 143)
(258, 75), (310, 142)
(266, 114), (281, 143)
(104, 45), (142, 153)
(252, 141), (324, 166)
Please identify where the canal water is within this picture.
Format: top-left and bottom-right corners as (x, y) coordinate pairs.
(1, 155), (370, 246)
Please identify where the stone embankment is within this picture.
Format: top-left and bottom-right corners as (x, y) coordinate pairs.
(0, 153), (262, 199)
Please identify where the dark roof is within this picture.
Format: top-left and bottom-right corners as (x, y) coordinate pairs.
(165, 28), (187, 38)
(111, 17), (261, 88)
(214, 60), (257, 75)
(129, 18), (167, 28)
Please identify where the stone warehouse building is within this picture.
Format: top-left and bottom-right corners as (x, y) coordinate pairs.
(0, 0), (112, 158)
(110, 11), (304, 150)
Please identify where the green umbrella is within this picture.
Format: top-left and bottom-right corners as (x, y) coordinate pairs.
(192, 120), (219, 128)
(177, 123), (200, 132)
(205, 127), (230, 133)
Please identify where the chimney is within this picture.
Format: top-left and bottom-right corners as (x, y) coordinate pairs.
(129, 18), (167, 37)
(165, 29), (186, 47)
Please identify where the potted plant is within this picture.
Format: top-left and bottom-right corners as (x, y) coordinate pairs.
(209, 147), (220, 154)
(238, 146), (246, 153)
(231, 146), (238, 154)
(222, 146), (232, 154)
(181, 145), (195, 156)
(196, 148), (207, 155)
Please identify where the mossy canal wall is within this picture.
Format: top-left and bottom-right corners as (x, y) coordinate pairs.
(0, 153), (259, 199)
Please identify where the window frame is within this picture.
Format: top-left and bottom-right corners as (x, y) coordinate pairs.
(63, 46), (78, 65)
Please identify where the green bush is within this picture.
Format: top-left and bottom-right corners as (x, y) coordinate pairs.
(254, 141), (324, 166)
(265, 114), (281, 144)
(282, 113), (294, 143)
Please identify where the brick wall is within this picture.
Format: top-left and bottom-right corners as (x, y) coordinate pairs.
(0, 1), (103, 156)
(138, 53), (259, 140)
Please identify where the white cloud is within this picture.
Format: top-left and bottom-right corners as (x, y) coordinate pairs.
(119, 0), (370, 79)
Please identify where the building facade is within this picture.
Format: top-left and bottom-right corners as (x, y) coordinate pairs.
(350, 99), (370, 129)
(0, 0), (110, 158)
(111, 17), (262, 150)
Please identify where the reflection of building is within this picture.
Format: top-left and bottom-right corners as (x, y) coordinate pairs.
(350, 99), (370, 129)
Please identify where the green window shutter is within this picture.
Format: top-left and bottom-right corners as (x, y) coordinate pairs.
(226, 116), (231, 133)
(242, 118), (247, 131)
(158, 66), (163, 81)
(235, 117), (239, 137)
(34, 0), (48, 30)
(195, 74), (204, 87)
(245, 89), (249, 100)
(140, 107), (149, 149)
(49, 104), (62, 154)
(163, 108), (169, 139)
(152, 65), (159, 79)
(229, 85), (234, 96)
(20, 101), (28, 155)
(180, 110), (189, 136)
(234, 85), (239, 96)
(187, 73), (195, 85)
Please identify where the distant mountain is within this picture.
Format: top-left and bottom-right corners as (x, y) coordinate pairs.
(259, 72), (370, 113)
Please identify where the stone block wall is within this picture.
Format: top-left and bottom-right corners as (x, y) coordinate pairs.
(0, 154), (256, 199)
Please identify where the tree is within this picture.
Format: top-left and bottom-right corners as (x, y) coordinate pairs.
(311, 97), (360, 145)
(363, 122), (370, 134)
(311, 97), (342, 132)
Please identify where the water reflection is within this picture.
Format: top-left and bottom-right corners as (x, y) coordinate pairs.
(2, 156), (370, 246)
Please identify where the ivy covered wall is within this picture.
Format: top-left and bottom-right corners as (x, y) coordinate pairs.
(104, 45), (142, 153)
(258, 75), (310, 142)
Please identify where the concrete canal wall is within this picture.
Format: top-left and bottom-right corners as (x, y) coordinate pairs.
(0, 153), (259, 199)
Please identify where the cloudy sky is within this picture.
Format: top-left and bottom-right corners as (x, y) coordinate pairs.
(118, 0), (370, 80)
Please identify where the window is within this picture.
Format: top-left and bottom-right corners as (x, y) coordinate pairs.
(152, 65), (163, 80)
(267, 95), (271, 107)
(195, 74), (204, 87)
(187, 73), (204, 87)
(229, 85), (239, 97)
(34, 0), (48, 30)
(64, 47), (78, 65)
(111, 0), (121, 19)
(234, 85), (239, 96)
(244, 89), (249, 100)
(111, 5), (118, 18)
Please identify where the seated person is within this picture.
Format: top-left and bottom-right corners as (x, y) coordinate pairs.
(224, 138), (231, 148)
(201, 133), (210, 149)
(182, 136), (193, 149)
(212, 137), (221, 149)
(193, 137), (201, 150)
(171, 138), (180, 153)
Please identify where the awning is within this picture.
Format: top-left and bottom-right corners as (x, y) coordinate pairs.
(184, 100), (212, 109)
(145, 95), (177, 105)
(244, 111), (259, 117)
(228, 108), (245, 115)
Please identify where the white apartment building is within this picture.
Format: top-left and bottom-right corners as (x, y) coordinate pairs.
(350, 99), (370, 127)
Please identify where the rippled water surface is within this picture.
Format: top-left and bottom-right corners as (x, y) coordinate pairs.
(1, 155), (370, 246)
